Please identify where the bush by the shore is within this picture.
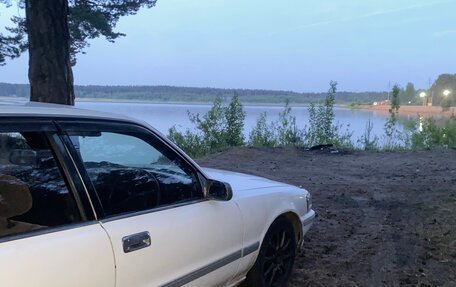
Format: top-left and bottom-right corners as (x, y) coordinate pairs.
(168, 83), (456, 157)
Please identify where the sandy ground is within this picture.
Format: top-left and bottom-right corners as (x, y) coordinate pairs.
(198, 147), (456, 287)
(369, 105), (456, 118)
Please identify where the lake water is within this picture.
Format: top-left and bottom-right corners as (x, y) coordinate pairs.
(76, 101), (394, 146)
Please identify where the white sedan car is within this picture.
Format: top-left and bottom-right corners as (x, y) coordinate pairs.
(0, 102), (315, 287)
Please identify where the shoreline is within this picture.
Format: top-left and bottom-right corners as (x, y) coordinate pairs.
(0, 96), (311, 107)
(2, 97), (455, 116)
(361, 105), (455, 118)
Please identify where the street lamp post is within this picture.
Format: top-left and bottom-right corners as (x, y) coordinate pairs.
(442, 90), (452, 112)
(419, 92), (426, 106)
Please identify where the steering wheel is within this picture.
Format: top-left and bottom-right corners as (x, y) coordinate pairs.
(106, 169), (160, 215)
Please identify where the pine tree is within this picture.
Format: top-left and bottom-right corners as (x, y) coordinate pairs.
(0, 0), (157, 105)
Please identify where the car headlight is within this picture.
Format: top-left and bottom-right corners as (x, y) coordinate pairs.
(306, 192), (312, 211)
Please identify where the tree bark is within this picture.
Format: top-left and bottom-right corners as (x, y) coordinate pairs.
(26, 0), (75, 105)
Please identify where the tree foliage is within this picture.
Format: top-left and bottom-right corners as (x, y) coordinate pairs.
(0, 14), (26, 65)
(430, 74), (456, 108)
(399, 82), (417, 104)
(0, 82), (392, 104)
(0, 0), (157, 65)
(389, 84), (401, 114)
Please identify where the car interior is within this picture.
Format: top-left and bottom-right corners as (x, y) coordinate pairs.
(0, 173), (42, 237)
(0, 132), (81, 239)
(70, 131), (202, 216)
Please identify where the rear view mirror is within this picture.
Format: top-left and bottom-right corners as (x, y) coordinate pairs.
(206, 179), (233, 201)
(9, 149), (37, 166)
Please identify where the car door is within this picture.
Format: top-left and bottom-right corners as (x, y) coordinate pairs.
(60, 120), (244, 287)
(0, 121), (115, 287)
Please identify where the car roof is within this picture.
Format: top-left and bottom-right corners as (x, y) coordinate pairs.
(0, 101), (139, 124)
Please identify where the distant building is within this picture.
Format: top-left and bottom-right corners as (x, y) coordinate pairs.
(375, 100), (390, 106)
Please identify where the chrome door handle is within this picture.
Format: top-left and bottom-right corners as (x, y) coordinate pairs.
(122, 231), (151, 253)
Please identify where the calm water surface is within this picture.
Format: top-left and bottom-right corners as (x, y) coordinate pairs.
(76, 101), (394, 145)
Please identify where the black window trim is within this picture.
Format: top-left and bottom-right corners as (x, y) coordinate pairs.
(57, 131), (107, 219)
(99, 198), (208, 223)
(0, 118), (57, 133)
(56, 118), (209, 221)
(0, 117), (98, 242)
(48, 133), (97, 221)
(0, 117), (57, 132)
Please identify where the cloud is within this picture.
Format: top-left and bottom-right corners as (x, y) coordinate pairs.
(293, 0), (453, 31)
(296, 21), (333, 29)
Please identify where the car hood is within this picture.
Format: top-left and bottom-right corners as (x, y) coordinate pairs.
(202, 168), (292, 192)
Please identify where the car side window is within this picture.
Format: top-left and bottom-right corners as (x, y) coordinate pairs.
(68, 130), (203, 217)
(0, 132), (82, 240)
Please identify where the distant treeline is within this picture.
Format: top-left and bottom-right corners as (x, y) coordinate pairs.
(0, 82), (388, 104)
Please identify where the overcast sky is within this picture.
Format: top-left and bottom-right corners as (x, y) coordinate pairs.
(0, 0), (455, 92)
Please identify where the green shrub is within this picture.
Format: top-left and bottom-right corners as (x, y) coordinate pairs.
(248, 112), (278, 147)
(358, 119), (379, 151)
(303, 81), (353, 148)
(248, 102), (303, 147)
(443, 116), (456, 147)
(383, 85), (409, 150)
(248, 82), (354, 149)
(224, 93), (246, 146)
(188, 97), (228, 150)
(169, 81), (456, 154)
(168, 126), (208, 157)
(277, 102), (303, 146)
(167, 94), (246, 157)
(409, 116), (456, 149)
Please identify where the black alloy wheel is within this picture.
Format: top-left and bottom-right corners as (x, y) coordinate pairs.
(242, 217), (296, 287)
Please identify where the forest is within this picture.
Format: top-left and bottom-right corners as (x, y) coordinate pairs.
(0, 82), (387, 104)
(1, 74), (454, 107)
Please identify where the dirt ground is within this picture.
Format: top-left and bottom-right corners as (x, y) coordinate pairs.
(198, 147), (456, 287)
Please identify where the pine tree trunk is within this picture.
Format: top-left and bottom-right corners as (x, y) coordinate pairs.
(26, 0), (75, 105)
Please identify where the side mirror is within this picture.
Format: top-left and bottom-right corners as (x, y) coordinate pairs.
(206, 179), (233, 201)
(9, 149), (37, 166)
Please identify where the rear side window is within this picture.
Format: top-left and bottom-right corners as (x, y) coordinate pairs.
(0, 132), (82, 240)
(68, 130), (203, 217)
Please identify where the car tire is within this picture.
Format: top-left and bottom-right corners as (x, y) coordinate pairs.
(242, 217), (296, 287)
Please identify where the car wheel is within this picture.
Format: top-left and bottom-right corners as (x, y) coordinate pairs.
(242, 217), (296, 287)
